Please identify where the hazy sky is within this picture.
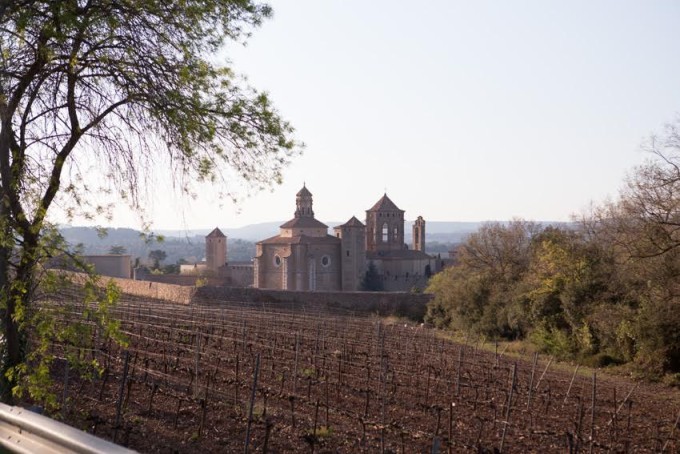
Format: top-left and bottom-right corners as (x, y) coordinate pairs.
(66, 0), (680, 230)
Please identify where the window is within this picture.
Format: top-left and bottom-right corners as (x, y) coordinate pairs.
(393, 226), (398, 241)
(346, 250), (350, 257)
(321, 255), (331, 267)
(382, 223), (388, 242)
(273, 255), (282, 267)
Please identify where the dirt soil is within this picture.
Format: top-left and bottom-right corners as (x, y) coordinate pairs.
(44, 297), (680, 453)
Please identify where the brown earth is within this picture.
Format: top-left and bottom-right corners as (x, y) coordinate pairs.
(44, 296), (680, 453)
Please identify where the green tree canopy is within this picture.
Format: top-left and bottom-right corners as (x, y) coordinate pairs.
(0, 0), (300, 402)
(360, 262), (384, 292)
(148, 249), (166, 269)
(108, 245), (127, 255)
(426, 117), (680, 377)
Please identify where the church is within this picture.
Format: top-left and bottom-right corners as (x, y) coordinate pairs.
(253, 185), (438, 292)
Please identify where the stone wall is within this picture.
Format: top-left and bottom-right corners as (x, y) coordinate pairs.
(67, 272), (195, 305)
(69, 272), (432, 320)
(194, 286), (432, 321)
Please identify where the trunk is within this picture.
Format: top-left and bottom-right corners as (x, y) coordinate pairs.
(0, 215), (19, 403)
(0, 220), (37, 404)
(0, 246), (10, 403)
(1, 275), (24, 404)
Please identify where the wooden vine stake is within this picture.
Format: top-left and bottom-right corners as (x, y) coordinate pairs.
(590, 371), (596, 454)
(499, 363), (517, 453)
(527, 352), (538, 410)
(194, 329), (201, 398)
(563, 364), (580, 406)
(244, 353), (261, 454)
(113, 350), (131, 443)
(455, 346), (463, 397)
(661, 408), (680, 452)
(534, 356), (553, 393)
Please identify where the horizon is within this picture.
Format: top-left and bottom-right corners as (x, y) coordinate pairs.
(59, 218), (572, 236)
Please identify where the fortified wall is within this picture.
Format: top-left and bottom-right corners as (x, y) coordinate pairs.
(77, 273), (433, 320)
(194, 287), (431, 320)
(65, 272), (196, 304)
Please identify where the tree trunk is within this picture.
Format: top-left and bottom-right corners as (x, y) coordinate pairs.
(0, 206), (17, 403)
(0, 221), (36, 404)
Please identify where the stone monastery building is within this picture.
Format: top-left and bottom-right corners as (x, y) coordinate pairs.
(253, 185), (438, 292)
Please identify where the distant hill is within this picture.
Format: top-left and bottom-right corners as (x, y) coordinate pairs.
(60, 220), (570, 264)
(156, 220), (488, 243)
(58, 227), (252, 264)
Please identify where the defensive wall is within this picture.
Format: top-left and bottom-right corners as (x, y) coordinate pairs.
(195, 286), (431, 320)
(65, 272), (196, 305)
(73, 273), (433, 320)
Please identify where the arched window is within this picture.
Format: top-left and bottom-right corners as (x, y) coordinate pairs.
(382, 223), (388, 242)
(393, 226), (398, 241)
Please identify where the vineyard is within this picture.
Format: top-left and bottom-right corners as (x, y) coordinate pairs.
(44, 293), (680, 453)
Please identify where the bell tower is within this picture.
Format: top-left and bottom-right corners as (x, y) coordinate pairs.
(334, 216), (366, 291)
(295, 184), (314, 218)
(206, 227), (227, 271)
(413, 216), (426, 252)
(365, 193), (405, 252)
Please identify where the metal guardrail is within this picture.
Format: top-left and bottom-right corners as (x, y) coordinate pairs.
(0, 403), (136, 453)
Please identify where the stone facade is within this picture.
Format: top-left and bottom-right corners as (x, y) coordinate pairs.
(205, 227), (227, 271)
(255, 185), (342, 291)
(175, 227), (253, 287)
(333, 217), (366, 291)
(82, 255), (132, 279)
(413, 216), (426, 252)
(254, 186), (438, 292)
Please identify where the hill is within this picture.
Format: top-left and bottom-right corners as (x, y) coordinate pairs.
(59, 221), (569, 264)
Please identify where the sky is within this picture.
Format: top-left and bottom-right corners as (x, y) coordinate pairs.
(63, 0), (680, 230)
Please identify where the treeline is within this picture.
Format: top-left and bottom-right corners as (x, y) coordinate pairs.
(426, 118), (680, 379)
(59, 227), (256, 264)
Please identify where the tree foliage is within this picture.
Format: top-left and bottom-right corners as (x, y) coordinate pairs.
(360, 261), (384, 292)
(108, 245), (126, 255)
(426, 116), (680, 378)
(148, 249), (166, 269)
(0, 0), (300, 403)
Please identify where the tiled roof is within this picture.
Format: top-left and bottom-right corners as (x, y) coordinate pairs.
(296, 185), (312, 197)
(280, 217), (328, 229)
(258, 234), (341, 245)
(368, 194), (402, 212)
(338, 216), (365, 228)
(206, 227), (226, 238)
(367, 249), (432, 260)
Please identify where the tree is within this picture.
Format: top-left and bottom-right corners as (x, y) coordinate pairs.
(108, 245), (127, 255)
(426, 220), (537, 338)
(586, 117), (680, 374)
(360, 262), (384, 292)
(0, 0), (300, 403)
(148, 249), (167, 269)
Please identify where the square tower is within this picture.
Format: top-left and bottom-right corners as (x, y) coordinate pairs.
(365, 194), (405, 252)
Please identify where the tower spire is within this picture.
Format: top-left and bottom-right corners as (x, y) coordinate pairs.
(295, 184), (314, 218)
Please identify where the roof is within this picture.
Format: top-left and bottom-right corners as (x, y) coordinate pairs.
(258, 234), (341, 245)
(296, 184), (312, 197)
(368, 193), (403, 212)
(366, 249), (433, 261)
(280, 217), (328, 229)
(338, 216), (365, 228)
(206, 227), (226, 238)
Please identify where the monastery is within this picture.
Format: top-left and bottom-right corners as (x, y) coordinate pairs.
(251, 185), (438, 292)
